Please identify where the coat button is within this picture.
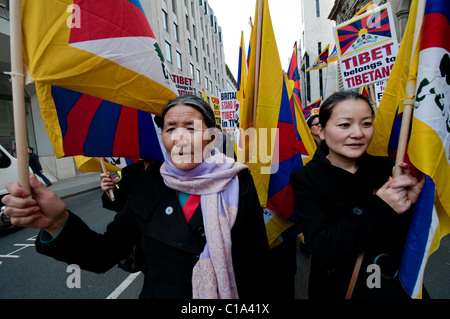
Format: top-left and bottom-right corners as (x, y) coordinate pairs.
(353, 207), (363, 215)
(165, 206), (174, 215)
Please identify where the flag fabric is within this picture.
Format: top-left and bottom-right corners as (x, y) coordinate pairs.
(367, 0), (450, 299)
(306, 44), (329, 71)
(22, 0), (178, 116)
(327, 45), (339, 63)
(239, 0), (284, 206)
(239, 0), (303, 247)
(286, 43), (317, 166)
(398, 0), (450, 299)
(236, 31), (248, 126)
(302, 97), (322, 121)
(336, 5), (392, 58)
(287, 42), (302, 110)
(36, 83), (166, 162)
(22, 0), (176, 165)
(202, 89), (209, 104)
(74, 156), (122, 173)
(353, 1), (373, 18)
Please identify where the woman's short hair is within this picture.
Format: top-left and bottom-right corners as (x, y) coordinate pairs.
(155, 95), (216, 129)
(319, 90), (373, 128)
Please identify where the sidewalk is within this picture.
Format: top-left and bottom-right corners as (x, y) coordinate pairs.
(49, 172), (101, 199)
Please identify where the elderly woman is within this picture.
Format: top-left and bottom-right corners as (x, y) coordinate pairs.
(2, 95), (269, 299)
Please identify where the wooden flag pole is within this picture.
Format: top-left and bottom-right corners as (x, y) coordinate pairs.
(9, 0), (30, 192)
(99, 157), (115, 201)
(392, 1), (425, 178)
(252, 0), (263, 127)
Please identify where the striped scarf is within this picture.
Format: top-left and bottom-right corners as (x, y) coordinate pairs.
(160, 148), (247, 299)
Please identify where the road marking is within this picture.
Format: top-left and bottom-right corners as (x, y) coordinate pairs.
(106, 271), (141, 299)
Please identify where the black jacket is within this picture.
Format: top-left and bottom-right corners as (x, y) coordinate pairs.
(28, 152), (42, 173)
(101, 160), (148, 212)
(36, 162), (269, 299)
(290, 145), (411, 299)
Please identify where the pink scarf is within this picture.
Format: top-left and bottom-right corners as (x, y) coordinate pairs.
(160, 149), (248, 299)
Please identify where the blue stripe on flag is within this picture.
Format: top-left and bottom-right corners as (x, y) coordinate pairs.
(51, 86), (83, 137)
(268, 152), (303, 198)
(399, 175), (436, 297)
(127, 0), (145, 13)
(138, 111), (164, 162)
(83, 100), (122, 156)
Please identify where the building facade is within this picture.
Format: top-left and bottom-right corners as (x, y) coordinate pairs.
(298, 0), (338, 106)
(0, 0), (233, 180)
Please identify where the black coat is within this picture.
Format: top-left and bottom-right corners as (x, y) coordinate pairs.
(36, 162), (269, 299)
(101, 160), (148, 212)
(290, 145), (411, 299)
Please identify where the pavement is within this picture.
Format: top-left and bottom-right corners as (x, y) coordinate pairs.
(49, 172), (102, 200)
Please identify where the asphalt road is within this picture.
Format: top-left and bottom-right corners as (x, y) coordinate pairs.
(0, 188), (449, 300)
(0, 189), (132, 299)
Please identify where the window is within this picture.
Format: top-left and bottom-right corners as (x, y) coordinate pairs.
(165, 41), (172, 63)
(196, 69), (201, 84)
(185, 14), (190, 31)
(204, 57), (207, 70)
(188, 39), (192, 56)
(174, 23), (179, 42)
(172, 0), (177, 15)
(316, 0), (320, 17)
(195, 47), (199, 62)
(205, 76), (209, 90)
(190, 63), (195, 79)
(176, 51), (182, 70)
(192, 25), (197, 40)
(162, 10), (168, 31)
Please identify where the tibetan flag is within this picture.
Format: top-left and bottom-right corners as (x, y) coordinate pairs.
(237, 31), (248, 116)
(36, 83), (165, 162)
(287, 43), (316, 166)
(202, 89), (209, 104)
(287, 42), (302, 110)
(399, 0), (450, 299)
(352, 1), (373, 18)
(22, 0), (178, 116)
(239, 0), (284, 207)
(336, 5), (392, 58)
(306, 45), (329, 71)
(327, 45), (339, 63)
(302, 97), (322, 121)
(266, 74), (310, 221)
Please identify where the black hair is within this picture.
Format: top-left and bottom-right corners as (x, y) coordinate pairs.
(154, 95), (216, 129)
(319, 91), (373, 128)
(307, 114), (319, 128)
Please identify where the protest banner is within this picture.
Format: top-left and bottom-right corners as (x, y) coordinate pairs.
(333, 3), (399, 90)
(219, 91), (238, 130)
(171, 74), (194, 96)
(210, 95), (222, 128)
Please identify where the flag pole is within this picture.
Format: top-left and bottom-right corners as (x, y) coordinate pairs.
(9, 0), (30, 192)
(252, 0), (263, 127)
(100, 158), (115, 201)
(392, 0), (425, 178)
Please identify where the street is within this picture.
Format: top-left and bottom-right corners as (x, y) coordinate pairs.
(0, 189), (133, 299)
(0, 188), (449, 299)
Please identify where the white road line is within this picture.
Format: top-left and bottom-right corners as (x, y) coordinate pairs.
(106, 271), (141, 299)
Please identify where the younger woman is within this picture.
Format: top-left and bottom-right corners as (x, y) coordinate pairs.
(290, 91), (424, 299)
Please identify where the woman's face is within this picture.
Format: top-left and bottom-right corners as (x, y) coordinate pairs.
(319, 99), (374, 170)
(162, 104), (214, 170)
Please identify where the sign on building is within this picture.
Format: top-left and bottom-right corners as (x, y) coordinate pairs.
(219, 91), (238, 130)
(172, 75), (194, 96)
(333, 3), (399, 90)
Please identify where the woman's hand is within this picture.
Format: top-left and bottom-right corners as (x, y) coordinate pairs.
(100, 172), (116, 192)
(2, 174), (68, 237)
(376, 162), (425, 214)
